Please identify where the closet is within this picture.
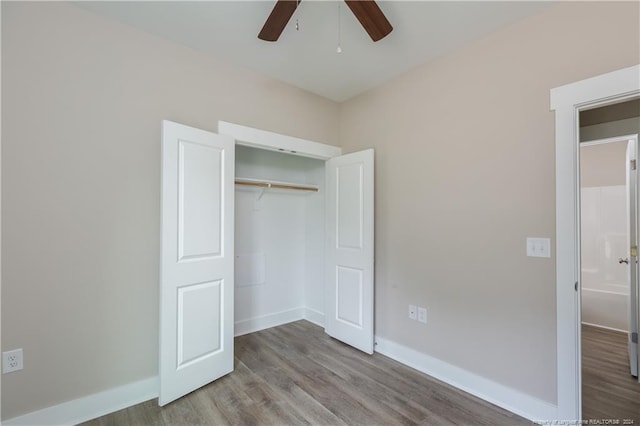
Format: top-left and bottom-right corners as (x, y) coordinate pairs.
(158, 120), (374, 406)
(234, 145), (326, 335)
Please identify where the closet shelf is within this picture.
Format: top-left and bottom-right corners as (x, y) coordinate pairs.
(234, 178), (319, 193)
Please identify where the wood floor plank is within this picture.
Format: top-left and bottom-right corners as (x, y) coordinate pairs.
(306, 350), (434, 423)
(249, 365), (348, 426)
(582, 324), (640, 422)
(81, 320), (528, 425)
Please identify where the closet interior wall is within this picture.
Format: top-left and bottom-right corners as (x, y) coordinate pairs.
(234, 146), (326, 335)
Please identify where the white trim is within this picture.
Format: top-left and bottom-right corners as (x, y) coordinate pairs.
(580, 134), (636, 147)
(374, 336), (558, 422)
(218, 121), (342, 160)
(234, 308), (325, 336)
(303, 307), (325, 327)
(551, 64), (640, 420)
(550, 66), (640, 110)
(3, 377), (158, 426)
(234, 307), (305, 337)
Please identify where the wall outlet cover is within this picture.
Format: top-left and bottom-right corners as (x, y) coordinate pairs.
(3, 348), (24, 374)
(418, 307), (427, 324)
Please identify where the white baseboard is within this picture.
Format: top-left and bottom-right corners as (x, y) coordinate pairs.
(303, 307), (325, 327)
(3, 376), (158, 426)
(234, 307), (305, 336)
(6, 323), (556, 425)
(374, 336), (558, 422)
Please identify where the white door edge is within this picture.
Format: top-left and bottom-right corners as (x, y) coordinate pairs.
(325, 149), (375, 354)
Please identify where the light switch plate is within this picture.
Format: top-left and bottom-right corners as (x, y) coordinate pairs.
(409, 305), (417, 320)
(527, 237), (551, 258)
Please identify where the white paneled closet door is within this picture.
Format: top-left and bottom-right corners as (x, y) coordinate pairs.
(325, 149), (375, 354)
(159, 120), (235, 406)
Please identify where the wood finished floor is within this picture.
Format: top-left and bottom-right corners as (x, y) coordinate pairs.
(582, 324), (640, 422)
(83, 320), (527, 425)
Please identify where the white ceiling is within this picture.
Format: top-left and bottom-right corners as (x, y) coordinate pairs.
(74, 1), (552, 102)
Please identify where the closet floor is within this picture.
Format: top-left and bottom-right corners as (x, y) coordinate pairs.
(83, 320), (527, 425)
(582, 324), (640, 422)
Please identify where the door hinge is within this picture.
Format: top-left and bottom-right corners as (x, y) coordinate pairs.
(632, 246), (638, 257)
(632, 159), (637, 171)
(575, 281), (578, 291)
(633, 332), (638, 344)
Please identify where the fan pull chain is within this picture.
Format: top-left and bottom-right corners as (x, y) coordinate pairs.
(336, 2), (342, 53)
(295, 0), (300, 31)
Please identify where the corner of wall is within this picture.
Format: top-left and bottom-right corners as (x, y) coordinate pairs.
(374, 336), (558, 422)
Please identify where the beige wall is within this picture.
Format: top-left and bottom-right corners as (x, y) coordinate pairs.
(580, 141), (628, 188)
(339, 1), (639, 404)
(3, 0), (640, 420)
(1, 2), (339, 419)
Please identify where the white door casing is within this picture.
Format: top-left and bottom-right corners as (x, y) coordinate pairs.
(160, 120), (235, 406)
(325, 149), (375, 354)
(626, 138), (639, 379)
(551, 64), (640, 419)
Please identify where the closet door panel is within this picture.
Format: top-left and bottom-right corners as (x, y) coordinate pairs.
(178, 141), (222, 260)
(336, 266), (364, 327)
(326, 149), (374, 354)
(337, 162), (364, 249)
(160, 120), (235, 406)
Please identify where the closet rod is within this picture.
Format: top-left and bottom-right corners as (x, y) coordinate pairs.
(234, 180), (319, 192)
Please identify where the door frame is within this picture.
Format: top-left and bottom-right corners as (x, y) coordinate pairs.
(218, 121), (375, 355)
(551, 64), (640, 420)
(218, 121), (341, 160)
(217, 120), (344, 328)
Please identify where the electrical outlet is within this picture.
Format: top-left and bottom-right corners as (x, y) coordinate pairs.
(418, 307), (427, 324)
(3, 349), (24, 374)
(409, 305), (417, 320)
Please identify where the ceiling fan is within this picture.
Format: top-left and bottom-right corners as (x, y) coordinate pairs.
(258, 0), (393, 42)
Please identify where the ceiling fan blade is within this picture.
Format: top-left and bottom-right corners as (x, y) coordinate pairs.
(258, 0), (299, 42)
(344, 0), (393, 42)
